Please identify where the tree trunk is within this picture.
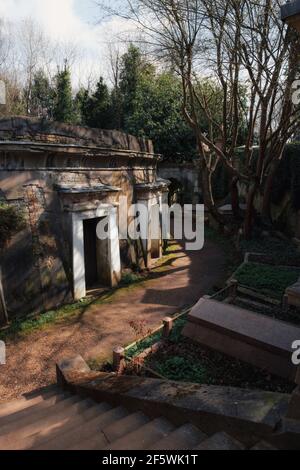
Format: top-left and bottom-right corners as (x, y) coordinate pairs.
(0, 267), (8, 326)
(230, 176), (240, 220)
(261, 161), (280, 225)
(244, 182), (257, 239)
(201, 165), (225, 226)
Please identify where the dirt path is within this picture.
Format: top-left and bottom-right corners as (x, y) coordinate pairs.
(0, 239), (227, 402)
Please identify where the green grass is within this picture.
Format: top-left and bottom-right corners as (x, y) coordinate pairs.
(125, 314), (187, 360)
(121, 272), (144, 286)
(240, 236), (300, 266)
(0, 297), (94, 341)
(125, 331), (162, 359)
(152, 242), (182, 273)
(234, 262), (300, 300)
(0, 264), (167, 341)
(144, 317), (294, 393)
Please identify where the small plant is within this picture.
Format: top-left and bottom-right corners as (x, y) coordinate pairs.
(128, 319), (152, 340)
(121, 272), (142, 286)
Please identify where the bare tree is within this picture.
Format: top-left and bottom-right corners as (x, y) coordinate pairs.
(106, 42), (122, 88)
(18, 19), (50, 114)
(0, 19), (11, 69)
(100, 0), (300, 237)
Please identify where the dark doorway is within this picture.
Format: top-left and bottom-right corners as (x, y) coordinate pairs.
(83, 218), (101, 289)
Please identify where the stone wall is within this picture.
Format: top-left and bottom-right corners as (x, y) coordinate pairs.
(0, 116), (154, 153)
(158, 161), (201, 204)
(0, 118), (160, 320)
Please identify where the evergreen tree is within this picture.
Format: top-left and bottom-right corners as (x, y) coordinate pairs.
(53, 66), (76, 124)
(119, 45), (155, 127)
(109, 86), (123, 130)
(30, 70), (54, 118)
(125, 71), (196, 159)
(86, 77), (111, 129)
(74, 87), (90, 126)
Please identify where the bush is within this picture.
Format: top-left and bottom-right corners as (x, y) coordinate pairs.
(0, 203), (25, 249)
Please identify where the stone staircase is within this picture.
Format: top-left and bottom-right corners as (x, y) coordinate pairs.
(0, 354), (297, 451)
(0, 384), (274, 451)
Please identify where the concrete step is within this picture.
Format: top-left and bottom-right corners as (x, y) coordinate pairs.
(235, 296), (275, 314)
(0, 397), (93, 450)
(105, 418), (175, 451)
(251, 441), (277, 450)
(0, 395), (77, 437)
(150, 423), (207, 450)
(77, 412), (151, 450)
(195, 432), (245, 450)
(61, 407), (129, 451)
(0, 386), (60, 419)
(28, 402), (112, 450)
(0, 392), (68, 427)
(286, 280), (300, 308)
(103, 412), (150, 444)
(183, 297), (300, 380)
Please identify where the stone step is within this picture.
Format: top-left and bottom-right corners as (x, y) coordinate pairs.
(76, 411), (151, 450)
(235, 296), (275, 314)
(150, 423), (207, 450)
(0, 394), (76, 436)
(27, 402), (112, 450)
(103, 411), (150, 445)
(251, 441), (277, 450)
(0, 386), (59, 419)
(286, 280), (300, 308)
(183, 297), (300, 380)
(105, 418), (175, 450)
(0, 397), (93, 450)
(194, 432), (245, 450)
(0, 392), (68, 427)
(56, 406), (129, 451)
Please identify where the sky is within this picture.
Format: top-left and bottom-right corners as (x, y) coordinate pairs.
(0, 0), (132, 86)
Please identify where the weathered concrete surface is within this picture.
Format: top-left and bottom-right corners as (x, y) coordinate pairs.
(56, 356), (291, 448)
(0, 117), (160, 318)
(158, 161), (201, 204)
(0, 116), (154, 152)
(286, 279), (300, 308)
(183, 297), (300, 380)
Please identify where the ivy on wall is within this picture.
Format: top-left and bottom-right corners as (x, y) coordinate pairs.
(0, 203), (25, 249)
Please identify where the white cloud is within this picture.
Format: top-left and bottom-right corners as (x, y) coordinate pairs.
(0, 0), (134, 86)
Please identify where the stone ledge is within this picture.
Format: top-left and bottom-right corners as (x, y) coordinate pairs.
(56, 355), (291, 448)
(0, 116), (154, 153)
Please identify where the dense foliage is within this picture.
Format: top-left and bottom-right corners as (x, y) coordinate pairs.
(53, 67), (76, 124)
(2, 44), (228, 160)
